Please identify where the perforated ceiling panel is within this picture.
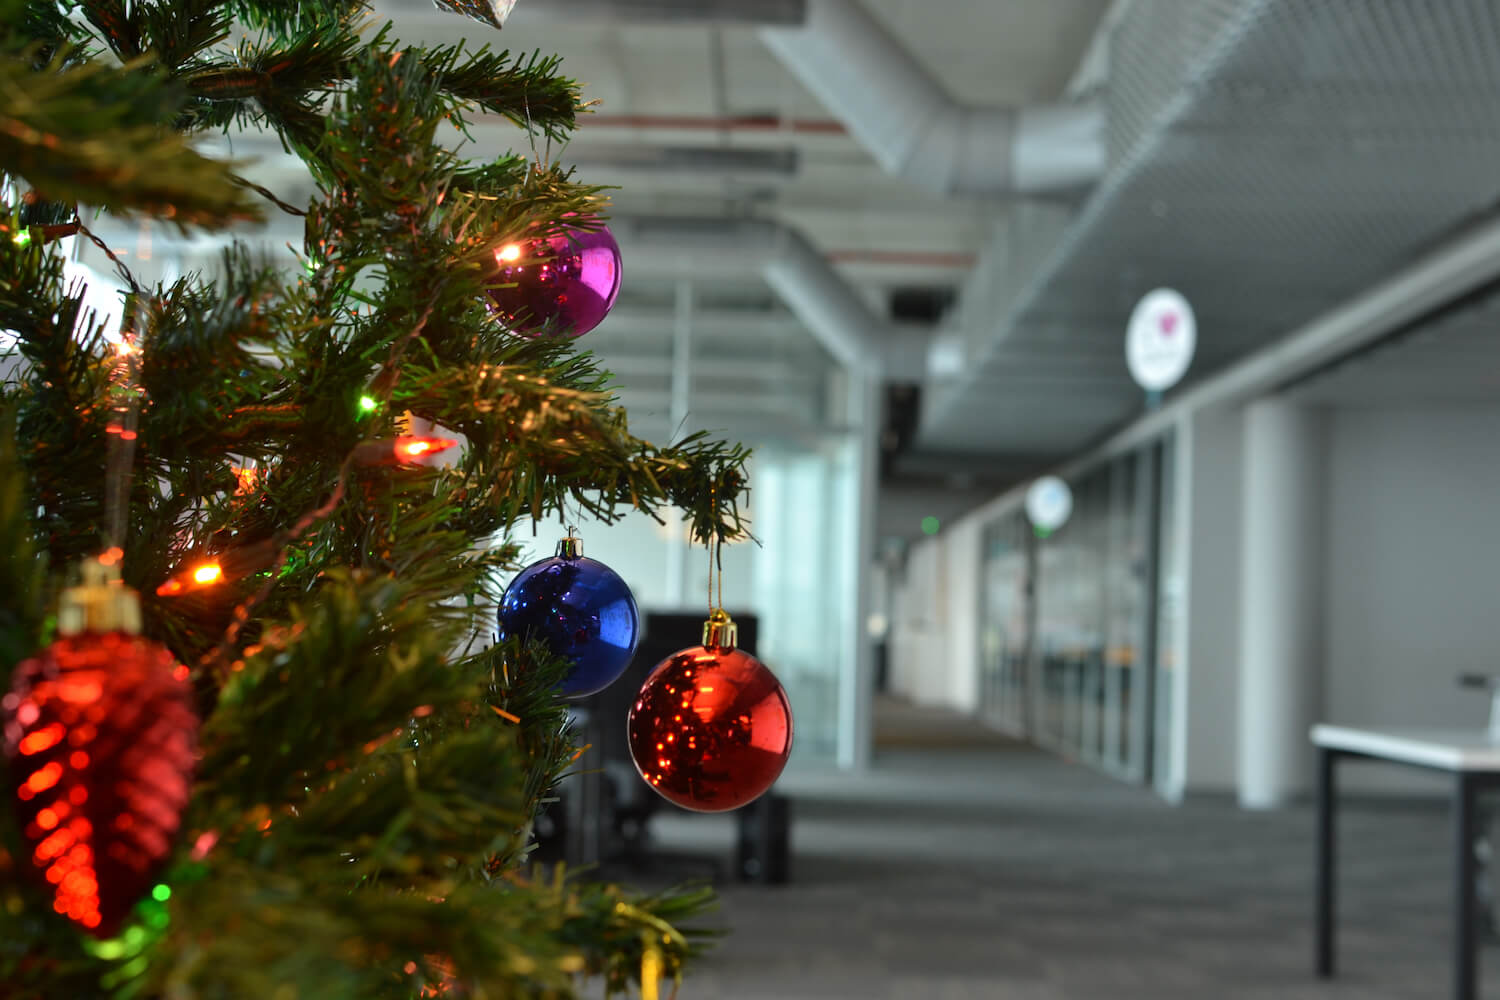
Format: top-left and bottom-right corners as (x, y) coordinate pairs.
(920, 0), (1500, 457)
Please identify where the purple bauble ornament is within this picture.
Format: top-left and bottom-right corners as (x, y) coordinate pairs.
(487, 223), (623, 338)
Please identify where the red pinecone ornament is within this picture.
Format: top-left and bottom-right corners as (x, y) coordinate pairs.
(2, 564), (198, 937)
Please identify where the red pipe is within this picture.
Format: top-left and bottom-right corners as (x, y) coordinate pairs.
(827, 249), (976, 268)
(585, 113), (847, 135)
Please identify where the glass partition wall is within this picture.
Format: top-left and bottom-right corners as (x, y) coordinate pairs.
(980, 437), (1173, 789)
(978, 513), (1033, 736)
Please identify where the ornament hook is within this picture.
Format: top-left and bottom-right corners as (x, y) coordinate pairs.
(555, 530), (583, 559)
(702, 607), (737, 652)
(59, 557), (142, 636)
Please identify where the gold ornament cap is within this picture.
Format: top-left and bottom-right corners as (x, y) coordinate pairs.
(555, 536), (583, 559)
(57, 557), (142, 636)
(702, 608), (737, 652)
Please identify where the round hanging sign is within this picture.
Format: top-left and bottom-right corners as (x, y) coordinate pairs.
(1125, 288), (1196, 392)
(1025, 476), (1073, 532)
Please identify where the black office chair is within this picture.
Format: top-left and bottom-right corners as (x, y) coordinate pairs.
(1459, 674), (1500, 938)
(539, 612), (791, 884)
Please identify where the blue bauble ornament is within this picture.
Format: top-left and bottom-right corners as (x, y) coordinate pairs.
(498, 537), (640, 698)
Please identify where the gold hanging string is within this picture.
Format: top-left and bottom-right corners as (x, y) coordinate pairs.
(708, 473), (720, 613)
(703, 529), (724, 615)
(712, 478), (723, 612)
(101, 296), (145, 556)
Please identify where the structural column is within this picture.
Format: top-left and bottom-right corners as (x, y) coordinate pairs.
(835, 370), (879, 770)
(1237, 399), (1326, 809)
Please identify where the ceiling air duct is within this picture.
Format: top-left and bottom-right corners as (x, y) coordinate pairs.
(759, 0), (1104, 196)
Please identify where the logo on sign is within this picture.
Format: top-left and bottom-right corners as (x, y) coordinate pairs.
(1126, 288), (1196, 392)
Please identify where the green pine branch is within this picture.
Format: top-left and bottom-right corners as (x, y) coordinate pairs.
(225, 0), (372, 37)
(0, 48), (260, 227)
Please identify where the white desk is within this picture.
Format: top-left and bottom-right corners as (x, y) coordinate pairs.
(1311, 725), (1500, 1000)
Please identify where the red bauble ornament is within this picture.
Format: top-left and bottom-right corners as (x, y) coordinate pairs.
(2, 563), (198, 937)
(627, 611), (792, 813)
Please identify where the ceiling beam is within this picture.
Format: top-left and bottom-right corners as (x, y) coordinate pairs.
(562, 144), (798, 176)
(593, 309), (806, 339)
(380, 0), (807, 25)
(601, 356), (825, 384)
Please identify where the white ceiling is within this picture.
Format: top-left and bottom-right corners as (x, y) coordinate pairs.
(92, 0), (1109, 459)
(379, 0), (1109, 288)
(92, 0), (1500, 513)
(358, 0), (1115, 454)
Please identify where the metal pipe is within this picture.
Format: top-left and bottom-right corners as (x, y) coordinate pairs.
(613, 215), (895, 374)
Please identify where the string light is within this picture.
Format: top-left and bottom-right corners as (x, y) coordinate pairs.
(155, 561), (225, 597)
(231, 464), (260, 496)
(394, 436), (459, 461)
(495, 243), (522, 263)
(350, 436), (460, 467)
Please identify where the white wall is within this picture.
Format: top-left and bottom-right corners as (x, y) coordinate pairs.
(889, 537), (948, 706)
(1322, 403), (1500, 792)
(888, 517), (983, 712)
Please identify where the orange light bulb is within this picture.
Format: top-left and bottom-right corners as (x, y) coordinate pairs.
(156, 560), (226, 597)
(392, 436), (459, 462)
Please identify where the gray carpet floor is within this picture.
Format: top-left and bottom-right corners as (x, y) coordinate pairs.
(631, 744), (1489, 999)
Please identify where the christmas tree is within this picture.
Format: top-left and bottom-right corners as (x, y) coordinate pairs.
(0, 0), (756, 996)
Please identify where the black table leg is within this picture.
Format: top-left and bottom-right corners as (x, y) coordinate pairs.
(1316, 746), (1337, 977)
(1455, 772), (1479, 1000)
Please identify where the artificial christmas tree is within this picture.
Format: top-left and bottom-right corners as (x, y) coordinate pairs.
(0, 1), (752, 996)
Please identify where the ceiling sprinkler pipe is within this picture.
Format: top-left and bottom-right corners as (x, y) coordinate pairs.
(612, 216), (893, 375)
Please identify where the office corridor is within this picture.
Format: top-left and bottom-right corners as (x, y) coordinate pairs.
(646, 707), (1477, 999)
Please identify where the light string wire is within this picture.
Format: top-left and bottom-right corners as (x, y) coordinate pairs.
(200, 292), (444, 680)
